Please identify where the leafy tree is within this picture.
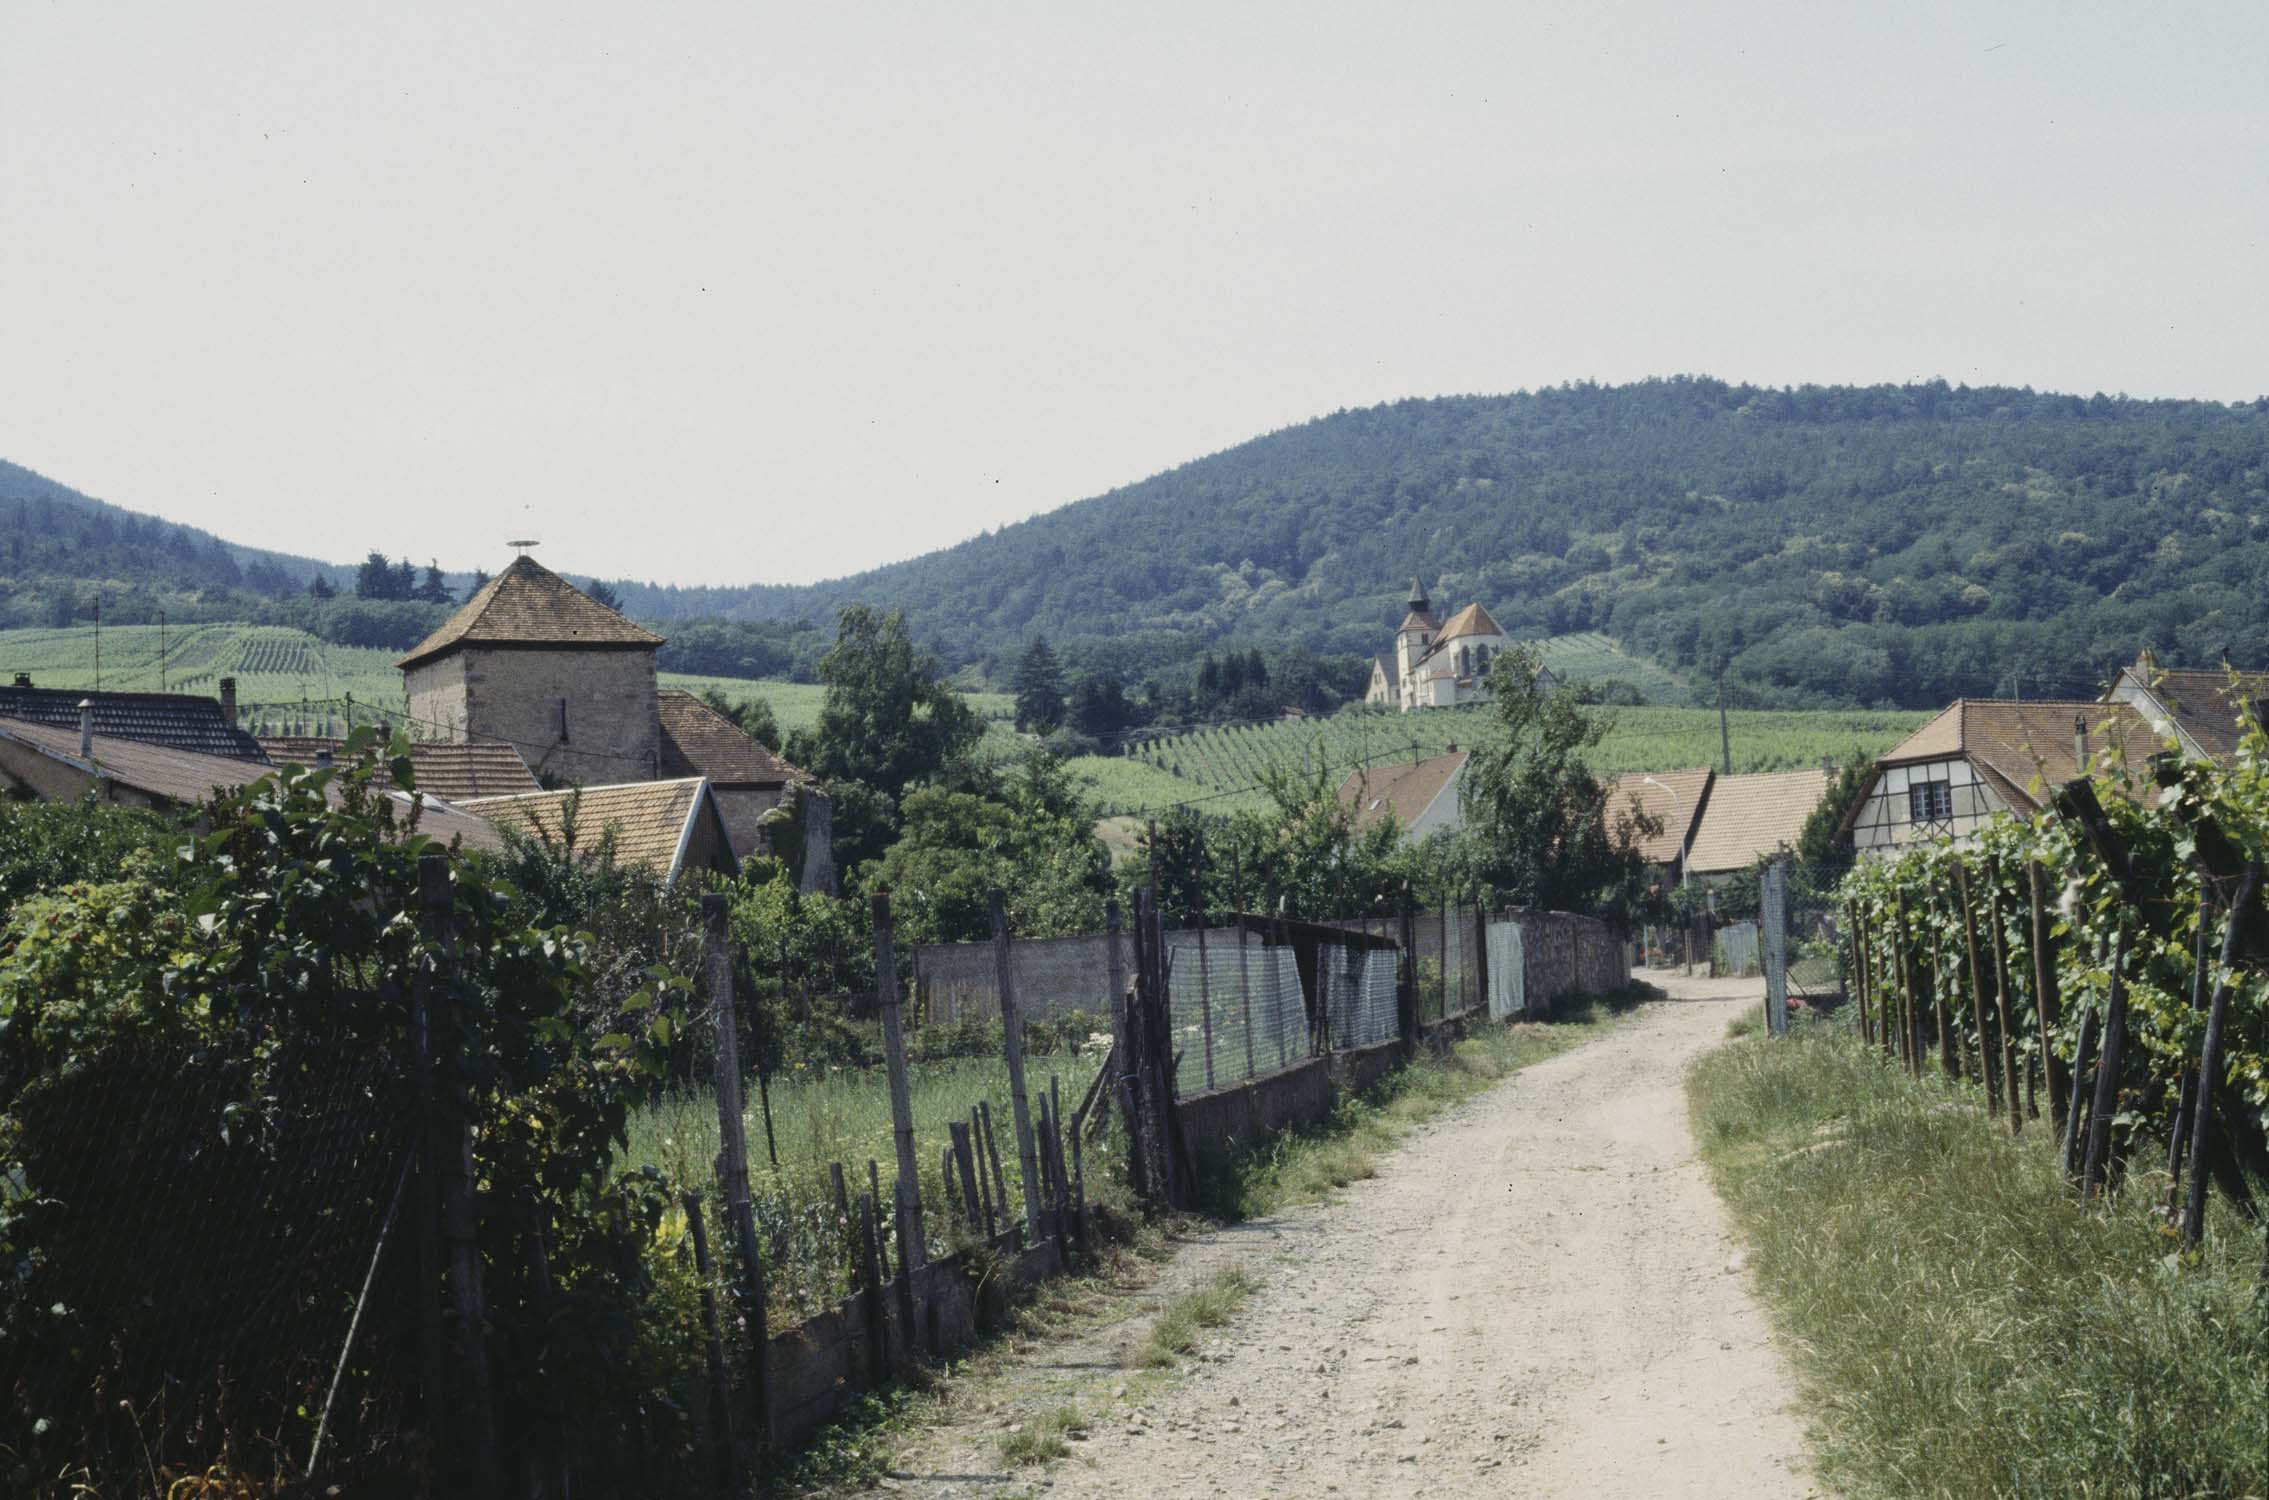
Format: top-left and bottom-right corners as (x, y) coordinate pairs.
(1070, 673), (1141, 741)
(786, 605), (983, 879)
(866, 752), (1110, 943)
(1459, 646), (1651, 917)
(585, 577), (625, 612)
(1795, 750), (1875, 869)
(354, 550), (399, 600)
(392, 556), (417, 600)
(1012, 637), (1067, 732)
(307, 572), (336, 600)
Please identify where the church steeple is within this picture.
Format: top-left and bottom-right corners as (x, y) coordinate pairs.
(1408, 577), (1431, 614)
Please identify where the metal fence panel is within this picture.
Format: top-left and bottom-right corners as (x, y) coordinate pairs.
(1486, 920), (1527, 1019)
(1319, 939), (1399, 1049)
(1164, 928), (1310, 1094)
(911, 931), (1130, 1024)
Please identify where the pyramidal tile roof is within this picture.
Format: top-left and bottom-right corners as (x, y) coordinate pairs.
(1684, 767), (1830, 875)
(397, 555), (664, 670)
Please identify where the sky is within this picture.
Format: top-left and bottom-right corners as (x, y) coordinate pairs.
(5, 2), (2267, 587)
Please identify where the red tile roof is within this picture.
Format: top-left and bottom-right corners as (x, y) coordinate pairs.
(1684, 768), (1830, 875)
(258, 736), (542, 802)
(1337, 751), (1468, 832)
(655, 691), (808, 787)
(398, 555), (663, 670)
(1878, 699), (2159, 813)
(1603, 768), (1715, 865)
(459, 777), (730, 881)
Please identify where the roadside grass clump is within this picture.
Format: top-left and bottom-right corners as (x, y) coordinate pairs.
(1688, 1023), (2269, 1500)
(1225, 997), (1642, 1218)
(1134, 1268), (1259, 1368)
(996, 1403), (1086, 1466)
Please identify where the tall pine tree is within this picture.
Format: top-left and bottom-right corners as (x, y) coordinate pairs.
(1012, 637), (1066, 732)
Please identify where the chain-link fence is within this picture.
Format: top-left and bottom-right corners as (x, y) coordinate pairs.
(1163, 925), (1310, 1093)
(912, 931), (1132, 1025)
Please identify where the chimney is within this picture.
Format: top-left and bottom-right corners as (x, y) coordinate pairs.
(2074, 713), (2090, 771)
(78, 699), (93, 759)
(11, 672), (28, 688)
(219, 676), (237, 724)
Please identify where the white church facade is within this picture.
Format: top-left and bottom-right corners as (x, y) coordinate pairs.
(1364, 580), (1547, 712)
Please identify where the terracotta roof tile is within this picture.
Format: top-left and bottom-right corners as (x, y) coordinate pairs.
(1337, 751), (1467, 832)
(655, 691), (809, 786)
(1684, 768), (1830, 875)
(1432, 602), (1505, 643)
(2131, 669), (2269, 764)
(397, 555), (663, 670)
(1397, 608), (1440, 635)
(0, 685), (265, 761)
(259, 737), (542, 802)
(1881, 700), (2160, 813)
(0, 716), (505, 851)
(459, 777), (724, 880)
(1604, 768), (1715, 865)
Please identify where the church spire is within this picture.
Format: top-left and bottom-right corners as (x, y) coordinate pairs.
(1408, 576), (1431, 612)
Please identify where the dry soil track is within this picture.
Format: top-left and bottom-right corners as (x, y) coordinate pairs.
(853, 977), (1819, 1499)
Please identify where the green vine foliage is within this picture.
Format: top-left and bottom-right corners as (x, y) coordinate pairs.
(1842, 702), (2269, 1179)
(0, 729), (708, 1493)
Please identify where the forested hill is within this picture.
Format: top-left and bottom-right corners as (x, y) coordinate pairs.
(615, 378), (2269, 709)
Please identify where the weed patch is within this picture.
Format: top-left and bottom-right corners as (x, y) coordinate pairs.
(1133, 1268), (1259, 1368)
(996, 1403), (1085, 1466)
(1688, 1025), (2269, 1500)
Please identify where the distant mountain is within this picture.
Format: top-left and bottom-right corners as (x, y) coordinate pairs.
(611, 378), (2269, 708)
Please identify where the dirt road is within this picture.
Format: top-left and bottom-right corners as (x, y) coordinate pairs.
(860, 977), (1818, 1498)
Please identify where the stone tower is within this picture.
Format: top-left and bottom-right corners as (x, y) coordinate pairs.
(1394, 577), (1439, 694)
(397, 555), (665, 787)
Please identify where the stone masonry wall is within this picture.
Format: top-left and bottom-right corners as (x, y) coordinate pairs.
(409, 645), (658, 789)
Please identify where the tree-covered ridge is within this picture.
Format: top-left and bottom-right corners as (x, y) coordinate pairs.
(614, 378), (2269, 708)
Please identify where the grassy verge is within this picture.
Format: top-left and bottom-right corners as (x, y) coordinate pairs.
(1688, 1021), (2269, 1500)
(1132, 1267), (1259, 1368)
(996, 1403), (1086, 1466)
(1226, 994), (1643, 1219)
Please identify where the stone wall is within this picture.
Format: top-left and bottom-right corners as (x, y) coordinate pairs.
(409, 644), (658, 789)
(710, 784), (788, 861)
(1513, 909), (1628, 1015)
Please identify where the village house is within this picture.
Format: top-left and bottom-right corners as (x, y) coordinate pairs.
(1843, 699), (2156, 856)
(1364, 579), (1551, 712)
(2102, 648), (2269, 764)
(1602, 767), (1715, 883)
(258, 734), (542, 801)
(1681, 767), (1831, 881)
(459, 778), (739, 883)
(0, 707), (506, 852)
(396, 552), (808, 863)
(1337, 748), (1470, 838)
(0, 674), (264, 760)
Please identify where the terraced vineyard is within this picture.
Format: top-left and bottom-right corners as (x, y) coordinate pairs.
(1068, 702), (1928, 817)
(1530, 630), (1687, 701)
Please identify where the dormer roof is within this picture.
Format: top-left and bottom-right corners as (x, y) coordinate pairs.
(397, 555), (664, 671)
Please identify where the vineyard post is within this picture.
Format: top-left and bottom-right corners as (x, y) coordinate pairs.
(2060, 999), (2097, 1185)
(1931, 891), (1958, 1080)
(2080, 919), (2132, 1198)
(1846, 900), (1872, 1047)
(870, 894), (926, 1282)
(2167, 883), (2213, 1212)
(681, 1190), (738, 1495)
(1893, 890), (1919, 1073)
(700, 895), (771, 1445)
(2028, 861), (2067, 1128)
(1955, 861), (2003, 1117)
(1985, 858), (2023, 1131)
(2182, 861), (2260, 1253)
(987, 889), (1043, 1242)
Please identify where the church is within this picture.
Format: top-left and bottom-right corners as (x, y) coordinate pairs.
(1364, 579), (1543, 712)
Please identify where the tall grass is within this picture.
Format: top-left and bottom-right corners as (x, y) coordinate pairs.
(1688, 1023), (2269, 1500)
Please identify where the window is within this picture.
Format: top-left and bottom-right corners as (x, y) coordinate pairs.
(1908, 778), (1952, 823)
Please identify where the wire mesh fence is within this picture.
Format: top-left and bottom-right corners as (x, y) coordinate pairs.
(911, 931), (1131, 1025)
(1319, 938), (1401, 1049)
(1163, 926), (1311, 1093)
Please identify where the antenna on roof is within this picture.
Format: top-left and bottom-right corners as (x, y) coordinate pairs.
(508, 539), (540, 555)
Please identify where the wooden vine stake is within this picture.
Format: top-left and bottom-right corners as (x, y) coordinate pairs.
(2080, 919), (2132, 1198)
(988, 889), (1045, 1243)
(2028, 861), (2067, 1128)
(1956, 861), (2003, 1117)
(2182, 862), (2260, 1253)
(1985, 857), (2022, 1132)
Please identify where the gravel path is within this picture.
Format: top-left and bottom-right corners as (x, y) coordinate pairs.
(859, 977), (1819, 1499)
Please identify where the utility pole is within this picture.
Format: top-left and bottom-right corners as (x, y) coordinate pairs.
(1716, 669), (1732, 776)
(159, 611), (167, 692)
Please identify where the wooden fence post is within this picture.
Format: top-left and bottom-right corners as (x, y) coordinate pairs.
(420, 853), (500, 1495)
(701, 895), (772, 1444)
(2183, 862), (2260, 1251)
(1397, 884), (1418, 1051)
(870, 892), (926, 1361)
(1955, 861), (2003, 1116)
(1984, 859), (2023, 1132)
(407, 872), (446, 1475)
(1846, 901), (1871, 1046)
(2027, 861), (2067, 1127)
(682, 1191), (738, 1496)
(2080, 921), (2132, 1196)
(986, 889), (1044, 1243)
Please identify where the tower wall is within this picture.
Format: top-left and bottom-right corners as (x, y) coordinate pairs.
(411, 645), (658, 787)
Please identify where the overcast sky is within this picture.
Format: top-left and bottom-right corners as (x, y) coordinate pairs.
(5, 2), (2266, 587)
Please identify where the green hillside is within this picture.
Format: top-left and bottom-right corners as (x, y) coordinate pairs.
(612, 379), (2269, 709)
(1067, 702), (1926, 818)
